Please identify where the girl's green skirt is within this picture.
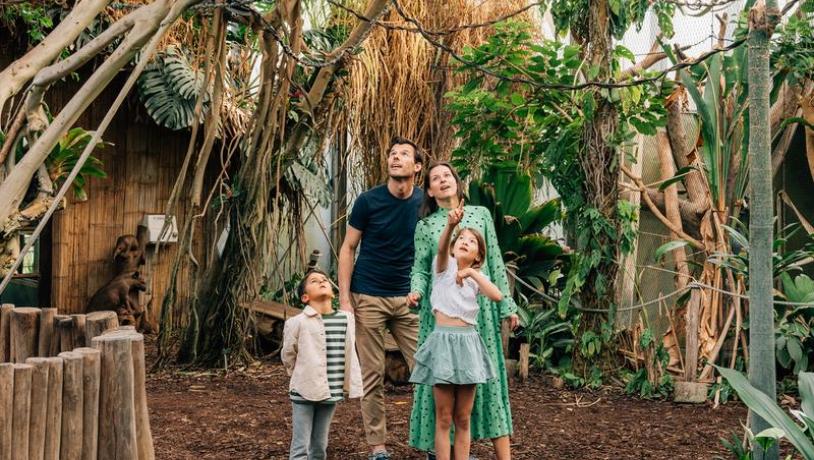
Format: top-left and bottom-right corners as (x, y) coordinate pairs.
(409, 325), (496, 385)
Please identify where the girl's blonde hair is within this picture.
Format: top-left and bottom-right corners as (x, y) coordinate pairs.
(449, 227), (487, 269)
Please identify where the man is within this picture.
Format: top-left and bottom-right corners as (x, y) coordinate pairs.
(338, 136), (424, 460)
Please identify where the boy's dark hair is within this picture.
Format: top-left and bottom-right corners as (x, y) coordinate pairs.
(389, 136), (424, 165)
(297, 268), (330, 302)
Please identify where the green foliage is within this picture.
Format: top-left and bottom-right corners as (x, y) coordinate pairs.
(672, 50), (750, 208)
(548, 0), (676, 41)
(137, 46), (208, 131)
(0, 2), (55, 44)
(516, 302), (575, 373)
(718, 367), (814, 459)
(772, 1), (814, 84)
(2, 126), (107, 202)
(46, 127), (108, 201)
(710, 223), (814, 282)
(776, 273), (814, 376)
(467, 163), (568, 289)
(622, 328), (674, 399)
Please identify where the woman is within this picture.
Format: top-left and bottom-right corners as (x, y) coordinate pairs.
(407, 161), (519, 460)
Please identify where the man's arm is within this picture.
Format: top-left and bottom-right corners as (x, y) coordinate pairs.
(338, 226), (362, 312)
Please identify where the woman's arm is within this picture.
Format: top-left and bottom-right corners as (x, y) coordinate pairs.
(408, 220), (432, 307)
(480, 207), (518, 318)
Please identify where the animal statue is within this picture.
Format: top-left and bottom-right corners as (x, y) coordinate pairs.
(113, 234), (145, 275)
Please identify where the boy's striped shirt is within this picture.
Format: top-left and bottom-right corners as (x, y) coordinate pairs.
(290, 312), (348, 403)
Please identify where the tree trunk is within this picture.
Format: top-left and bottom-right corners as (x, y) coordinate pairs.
(574, 0), (621, 370)
(746, 1), (779, 458)
(177, 0), (390, 366)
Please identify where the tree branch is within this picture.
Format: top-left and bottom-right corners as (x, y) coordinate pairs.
(621, 164), (706, 250)
(0, 0), (112, 118)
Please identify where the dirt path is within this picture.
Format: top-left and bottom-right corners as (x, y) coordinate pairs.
(147, 361), (747, 459)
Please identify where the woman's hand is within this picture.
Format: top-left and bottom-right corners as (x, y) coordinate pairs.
(506, 313), (520, 331)
(407, 292), (421, 307)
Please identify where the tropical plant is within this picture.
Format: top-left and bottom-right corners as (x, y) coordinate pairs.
(709, 223), (814, 281)
(516, 301), (574, 373)
(137, 45), (207, 131)
(718, 366), (814, 459)
(776, 273), (814, 376)
(45, 127), (108, 201)
(467, 162), (568, 295)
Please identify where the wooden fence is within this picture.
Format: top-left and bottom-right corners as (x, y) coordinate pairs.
(0, 304), (154, 460)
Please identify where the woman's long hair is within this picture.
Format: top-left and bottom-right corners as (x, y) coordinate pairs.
(419, 161), (466, 218)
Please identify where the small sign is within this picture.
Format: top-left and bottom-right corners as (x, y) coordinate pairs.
(140, 214), (178, 243)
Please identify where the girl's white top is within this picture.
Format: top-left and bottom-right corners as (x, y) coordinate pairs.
(430, 256), (484, 326)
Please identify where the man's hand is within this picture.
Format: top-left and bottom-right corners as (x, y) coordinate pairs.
(339, 296), (354, 313)
(407, 292), (421, 307)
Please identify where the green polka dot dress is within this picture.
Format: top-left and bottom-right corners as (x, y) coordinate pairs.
(408, 205), (517, 451)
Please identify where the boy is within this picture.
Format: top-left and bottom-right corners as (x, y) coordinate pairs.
(282, 269), (364, 460)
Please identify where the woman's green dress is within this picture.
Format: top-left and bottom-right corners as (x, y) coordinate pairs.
(408, 205), (517, 451)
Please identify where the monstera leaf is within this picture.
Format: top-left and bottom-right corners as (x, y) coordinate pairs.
(138, 46), (207, 130)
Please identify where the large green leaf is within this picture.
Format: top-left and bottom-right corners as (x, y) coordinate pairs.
(800, 372), (814, 421)
(490, 164), (532, 218)
(138, 46), (206, 130)
(520, 199), (561, 234)
(717, 366), (814, 458)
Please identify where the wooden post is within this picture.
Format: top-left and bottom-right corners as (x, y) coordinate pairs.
(38, 308), (56, 357)
(11, 307), (40, 363)
(42, 357), (63, 460)
(85, 311), (118, 345)
(129, 333), (154, 460)
(12, 363), (33, 459)
(70, 314), (87, 348)
(502, 262), (518, 359)
(0, 363), (13, 460)
(26, 357), (51, 460)
(684, 288), (701, 382)
(58, 351), (84, 460)
(94, 334), (137, 460)
(57, 317), (75, 355)
(74, 347), (101, 460)
(50, 315), (69, 357)
(0, 304), (14, 362)
(519, 343), (530, 383)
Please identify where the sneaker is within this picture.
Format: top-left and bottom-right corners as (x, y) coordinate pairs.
(368, 451), (392, 460)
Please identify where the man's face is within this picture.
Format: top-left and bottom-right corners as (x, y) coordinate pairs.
(387, 143), (420, 180)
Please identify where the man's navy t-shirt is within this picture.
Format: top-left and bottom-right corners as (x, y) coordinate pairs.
(349, 184), (423, 297)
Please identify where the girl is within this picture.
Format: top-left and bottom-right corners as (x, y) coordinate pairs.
(409, 200), (503, 460)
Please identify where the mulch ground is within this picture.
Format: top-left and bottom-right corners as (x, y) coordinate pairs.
(146, 349), (750, 459)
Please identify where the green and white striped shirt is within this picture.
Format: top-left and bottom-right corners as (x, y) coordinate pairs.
(290, 312), (348, 403)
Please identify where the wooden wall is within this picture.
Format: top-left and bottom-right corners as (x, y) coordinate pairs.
(46, 78), (205, 324)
